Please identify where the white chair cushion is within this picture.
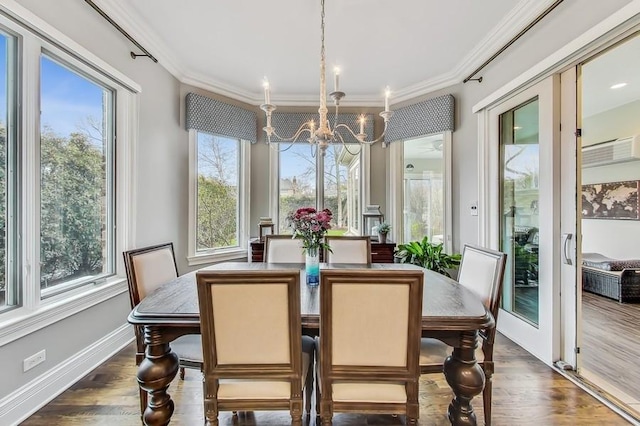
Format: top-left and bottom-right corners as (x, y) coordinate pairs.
(326, 239), (369, 264)
(332, 383), (407, 403)
(132, 248), (177, 300)
(266, 238), (305, 263)
(218, 380), (292, 399)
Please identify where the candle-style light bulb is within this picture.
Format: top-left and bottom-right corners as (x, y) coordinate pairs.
(359, 115), (365, 134)
(309, 120), (316, 138)
(334, 67), (340, 92)
(263, 77), (270, 104)
(384, 86), (391, 111)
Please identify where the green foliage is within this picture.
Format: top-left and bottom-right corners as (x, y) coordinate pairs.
(394, 236), (461, 277)
(377, 222), (391, 234)
(196, 175), (238, 249)
(40, 130), (106, 287)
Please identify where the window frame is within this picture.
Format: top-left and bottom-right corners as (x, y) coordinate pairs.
(388, 131), (453, 252)
(187, 129), (251, 266)
(0, 4), (139, 346)
(269, 143), (370, 235)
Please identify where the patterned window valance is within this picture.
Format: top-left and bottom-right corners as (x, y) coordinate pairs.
(384, 94), (455, 143)
(186, 92), (257, 143)
(271, 112), (374, 144)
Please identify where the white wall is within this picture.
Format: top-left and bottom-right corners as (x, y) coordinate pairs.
(0, 0), (184, 417)
(581, 100), (640, 259)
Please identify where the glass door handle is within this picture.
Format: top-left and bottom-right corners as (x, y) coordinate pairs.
(562, 233), (573, 265)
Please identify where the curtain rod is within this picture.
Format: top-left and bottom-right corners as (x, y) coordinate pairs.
(84, 0), (158, 63)
(463, 0), (564, 83)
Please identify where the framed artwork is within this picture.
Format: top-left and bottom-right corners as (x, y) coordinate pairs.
(581, 180), (639, 220)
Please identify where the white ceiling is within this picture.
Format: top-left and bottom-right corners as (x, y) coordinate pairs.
(95, 0), (560, 106)
(582, 34), (640, 118)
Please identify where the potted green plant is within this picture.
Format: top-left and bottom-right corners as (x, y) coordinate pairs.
(394, 236), (461, 278)
(377, 222), (391, 243)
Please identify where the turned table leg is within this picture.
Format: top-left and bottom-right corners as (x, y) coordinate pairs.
(443, 330), (485, 426)
(137, 326), (179, 426)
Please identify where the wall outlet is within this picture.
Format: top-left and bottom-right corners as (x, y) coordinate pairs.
(470, 203), (478, 216)
(23, 349), (46, 372)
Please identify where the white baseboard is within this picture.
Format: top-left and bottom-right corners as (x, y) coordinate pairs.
(0, 323), (134, 426)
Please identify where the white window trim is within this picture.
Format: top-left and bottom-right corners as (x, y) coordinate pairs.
(388, 131), (453, 252)
(0, 1), (139, 345)
(268, 143), (370, 234)
(187, 130), (251, 266)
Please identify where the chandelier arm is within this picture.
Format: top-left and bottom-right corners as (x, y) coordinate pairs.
(333, 123), (389, 145)
(271, 139), (298, 152)
(270, 123), (315, 143)
(333, 131), (360, 156)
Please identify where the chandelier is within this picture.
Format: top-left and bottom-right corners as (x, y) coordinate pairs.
(260, 0), (393, 156)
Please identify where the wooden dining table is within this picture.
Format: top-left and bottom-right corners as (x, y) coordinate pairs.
(128, 262), (494, 426)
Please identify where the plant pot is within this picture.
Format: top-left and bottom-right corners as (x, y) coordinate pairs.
(378, 233), (388, 244)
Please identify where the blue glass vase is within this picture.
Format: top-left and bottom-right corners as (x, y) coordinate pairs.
(305, 246), (320, 287)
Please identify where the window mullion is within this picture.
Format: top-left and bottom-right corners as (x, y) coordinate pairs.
(21, 34), (42, 308)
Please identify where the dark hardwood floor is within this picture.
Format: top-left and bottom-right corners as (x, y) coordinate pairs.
(22, 333), (631, 425)
(582, 291), (640, 404)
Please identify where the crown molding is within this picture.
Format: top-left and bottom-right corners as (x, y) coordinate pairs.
(90, 0), (188, 81)
(91, 0), (563, 107)
(450, 0), (559, 79)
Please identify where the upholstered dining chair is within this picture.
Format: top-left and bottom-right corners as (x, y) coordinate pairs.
(264, 234), (306, 263)
(419, 244), (506, 426)
(323, 235), (371, 264)
(123, 242), (204, 416)
(317, 268), (424, 425)
(196, 268), (314, 425)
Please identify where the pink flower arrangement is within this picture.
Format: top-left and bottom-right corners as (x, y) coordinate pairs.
(287, 207), (333, 255)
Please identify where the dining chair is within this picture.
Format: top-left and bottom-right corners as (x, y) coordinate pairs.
(324, 235), (372, 264)
(419, 244), (506, 426)
(123, 242), (204, 416)
(317, 268), (424, 425)
(196, 268), (314, 425)
(264, 234), (306, 263)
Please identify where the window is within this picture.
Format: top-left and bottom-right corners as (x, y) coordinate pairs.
(276, 143), (363, 235)
(390, 132), (452, 251)
(0, 7), (137, 336)
(39, 55), (115, 297)
(188, 131), (249, 265)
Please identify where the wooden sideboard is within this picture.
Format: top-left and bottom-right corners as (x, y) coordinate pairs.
(250, 239), (396, 263)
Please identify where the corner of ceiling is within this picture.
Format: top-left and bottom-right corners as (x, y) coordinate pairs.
(90, 0), (188, 82)
(90, 0), (561, 108)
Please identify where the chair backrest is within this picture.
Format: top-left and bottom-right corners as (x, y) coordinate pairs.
(324, 236), (372, 264)
(264, 234), (305, 263)
(123, 242), (178, 308)
(319, 268), (423, 401)
(457, 245), (507, 338)
(196, 268), (303, 385)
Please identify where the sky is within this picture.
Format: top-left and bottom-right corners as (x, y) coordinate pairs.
(0, 33), (105, 139)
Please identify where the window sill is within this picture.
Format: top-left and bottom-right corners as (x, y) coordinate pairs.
(187, 247), (248, 266)
(0, 277), (128, 347)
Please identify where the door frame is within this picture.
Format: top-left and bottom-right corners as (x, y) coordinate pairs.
(478, 76), (562, 365)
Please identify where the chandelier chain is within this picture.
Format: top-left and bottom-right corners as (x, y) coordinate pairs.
(260, 0), (393, 155)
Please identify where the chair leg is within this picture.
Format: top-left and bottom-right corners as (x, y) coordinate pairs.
(483, 374), (493, 426)
(180, 366), (185, 380)
(304, 352), (314, 415)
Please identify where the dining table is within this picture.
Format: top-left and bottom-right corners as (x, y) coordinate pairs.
(128, 262), (494, 426)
